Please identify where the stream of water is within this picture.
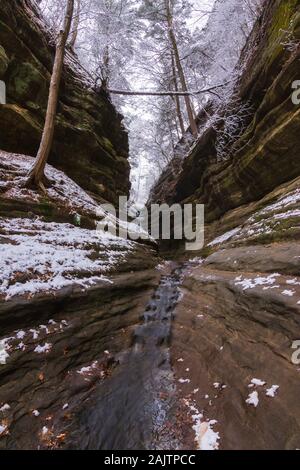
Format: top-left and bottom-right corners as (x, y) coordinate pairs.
(74, 263), (185, 450)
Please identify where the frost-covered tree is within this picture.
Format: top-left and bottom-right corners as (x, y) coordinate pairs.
(27, 0), (75, 190)
(36, 0), (263, 202)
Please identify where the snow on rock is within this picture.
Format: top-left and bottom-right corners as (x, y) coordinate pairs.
(282, 290), (295, 297)
(0, 404), (10, 413)
(178, 378), (191, 384)
(34, 343), (52, 354)
(0, 320), (70, 365)
(235, 274), (280, 291)
(273, 209), (300, 220)
(184, 399), (220, 450)
(0, 217), (134, 300)
(77, 361), (100, 376)
(259, 190), (300, 215)
(203, 189), (300, 250)
(0, 339), (10, 365)
(0, 152), (100, 219)
(197, 420), (220, 451)
(250, 378), (266, 387)
(208, 228), (241, 247)
(246, 391), (259, 407)
(266, 385), (280, 398)
(16, 331), (26, 339)
(0, 423), (8, 436)
(223, 190), (300, 244)
(286, 278), (300, 286)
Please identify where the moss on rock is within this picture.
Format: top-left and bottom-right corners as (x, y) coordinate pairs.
(0, 45), (8, 78)
(0, 0), (130, 207)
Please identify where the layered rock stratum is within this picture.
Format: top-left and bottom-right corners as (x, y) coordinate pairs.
(0, 0), (300, 451)
(0, 0), (130, 206)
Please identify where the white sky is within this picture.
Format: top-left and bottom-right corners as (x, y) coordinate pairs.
(188, 0), (215, 32)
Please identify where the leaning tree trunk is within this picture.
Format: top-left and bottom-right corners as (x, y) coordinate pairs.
(171, 51), (185, 137)
(69, 0), (81, 48)
(165, 0), (198, 138)
(26, 0), (75, 190)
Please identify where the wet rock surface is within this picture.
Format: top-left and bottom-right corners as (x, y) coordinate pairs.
(172, 263), (300, 449)
(67, 263), (184, 450)
(0, 268), (160, 449)
(169, 179), (300, 450)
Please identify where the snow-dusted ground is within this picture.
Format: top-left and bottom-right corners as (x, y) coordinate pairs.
(0, 152), (145, 300)
(0, 217), (134, 300)
(0, 150), (159, 301)
(0, 151), (152, 242)
(0, 318), (70, 365)
(0, 151), (100, 218)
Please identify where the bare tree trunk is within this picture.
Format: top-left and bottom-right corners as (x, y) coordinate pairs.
(26, 0), (75, 190)
(101, 46), (110, 90)
(69, 0), (81, 49)
(165, 0), (198, 138)
(171, 51), (185, 136)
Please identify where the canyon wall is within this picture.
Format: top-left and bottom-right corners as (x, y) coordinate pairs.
(0, 0), (130, 206)
(148, 0), (300, 450)
(151, 0), (300, 224)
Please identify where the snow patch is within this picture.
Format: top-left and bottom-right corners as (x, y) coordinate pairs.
(282, 290), (295, 297)
(34, 343), (52, 354)
(0, 404), (10, 413)
(178, 378), (190, 384)
(266, 385), (279, 398)
(0, 423), (8, 435)
(246, 391), (259, 407)
(250, 378), (266, 387)
(184, 399), (220, 450)
(0, 217), (134, 300)
(208, 228), (241, 247)
(0, 338), (10, 365)
(235, 273), (280, 291)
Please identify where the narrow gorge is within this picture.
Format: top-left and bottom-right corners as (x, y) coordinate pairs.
(0, 0), (299, 451)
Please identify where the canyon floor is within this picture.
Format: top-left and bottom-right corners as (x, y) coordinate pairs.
(0, 153), (299, 450)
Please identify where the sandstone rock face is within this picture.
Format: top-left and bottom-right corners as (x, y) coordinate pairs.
(151, 0), (300, 223)
(0, 0), (130, 206)
(171, 179), (300, 450)
(147, 0), (300, 450)
(0, 152), (161, 450)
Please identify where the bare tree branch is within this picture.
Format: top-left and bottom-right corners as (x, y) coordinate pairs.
(107, 81), (232, 97)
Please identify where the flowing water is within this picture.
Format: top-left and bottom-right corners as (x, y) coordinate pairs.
(73, 263), (185, 450)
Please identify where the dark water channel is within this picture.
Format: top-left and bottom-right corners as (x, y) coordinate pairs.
(75, 263), (185, 450)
